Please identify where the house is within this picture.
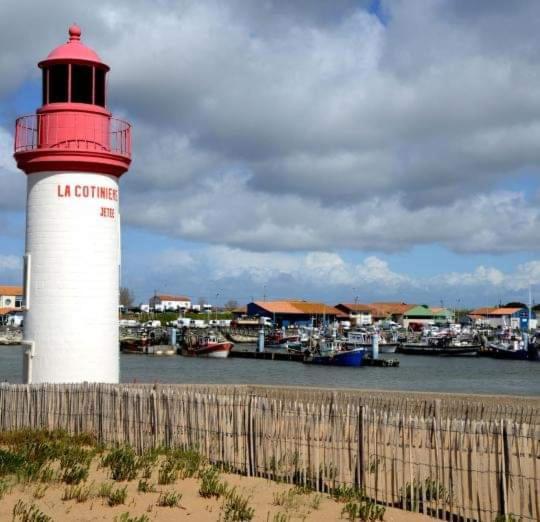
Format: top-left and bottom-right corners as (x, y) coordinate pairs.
(247, 300), (342, 327)
(469, 307), (536, 330)
(402, 305), (435, 328)
(0, 286), (23, 310)
(335, 303), (373, 326)
(430, 307), (455, 323)
(149, 294), (191, 312)
(369, 302), (414, 324)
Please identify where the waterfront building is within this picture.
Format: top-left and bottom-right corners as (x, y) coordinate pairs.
(369, 302), (413, 324)
(401, 305), (435, 328)
(335, 303), (373, 325)
(468, 306), (536, 330)
(247, 300), (342, 327)
(0, 285), (23, 311)
(13, 25), (131, 383)
(149, 294), (191, 311)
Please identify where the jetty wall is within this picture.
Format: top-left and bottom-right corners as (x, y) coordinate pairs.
(0, 383), (538, 521)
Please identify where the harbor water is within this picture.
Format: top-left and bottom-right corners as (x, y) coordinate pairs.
(1, 345), (538, 396)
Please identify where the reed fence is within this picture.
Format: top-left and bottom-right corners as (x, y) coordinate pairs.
(0, 383), (538, 521)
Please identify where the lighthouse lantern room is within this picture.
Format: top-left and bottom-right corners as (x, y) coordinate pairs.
(14, 25), (131, 383)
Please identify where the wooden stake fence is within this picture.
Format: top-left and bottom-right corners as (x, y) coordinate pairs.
(0, 383), (538, 521)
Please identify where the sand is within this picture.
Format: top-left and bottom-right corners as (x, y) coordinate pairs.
(1, 463), (433, 522)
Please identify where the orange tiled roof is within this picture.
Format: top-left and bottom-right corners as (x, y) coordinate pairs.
(254, 300), (341, 315)
(336, 303), (373, 313)
(0, 307), (16, 315)
(489, 307), (522, 316)
(370, 302), (413, 317)
(155, 294), (190, 302)
(0, 286), (23, 296)
(468, 307), (495, 316)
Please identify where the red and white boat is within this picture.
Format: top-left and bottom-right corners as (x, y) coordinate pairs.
(182, 334), (233, 358)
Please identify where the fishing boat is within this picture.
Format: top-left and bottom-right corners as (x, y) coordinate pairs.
(399, 336), (479, 356)
(182, 333), (233, 358)
(303, 340), (365, 367)
(266, 330), (301, 348)
(346, 329), (398, 354)
(487, 339), (528, 360)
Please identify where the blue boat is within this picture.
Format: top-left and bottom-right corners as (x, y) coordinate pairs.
(304, 341), (365, 367)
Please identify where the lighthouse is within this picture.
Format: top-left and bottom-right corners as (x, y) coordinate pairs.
(13, 25), (131, 383)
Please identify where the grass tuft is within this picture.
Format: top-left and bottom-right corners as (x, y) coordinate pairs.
(12, 499), (52, 522)
(157, 491), (182, 507)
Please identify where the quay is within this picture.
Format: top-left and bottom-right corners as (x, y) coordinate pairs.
(229, 348), (400, 366)
(230, 349), (304, 361)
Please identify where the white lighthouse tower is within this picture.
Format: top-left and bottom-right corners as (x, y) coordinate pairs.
(14, 25), (131, 383)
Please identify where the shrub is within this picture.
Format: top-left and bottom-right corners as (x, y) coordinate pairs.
(222, 488), (255, 521)
(340, 499), (385, 522)
(97, 482), (113, 498)
(331, 485), (363, 503)
(12, 499), (52, 522)
(61, 463), (89, 485)
(108, 485), (128, 507)
(137, 480), (156, 493)
(0, 478), (11, 499)
(157, 457), (178, 485)
(157, 491), (182, 507)
(199, 466), (228, 498)
(62, 483), (93, 503)
(102, 446), (140, 481)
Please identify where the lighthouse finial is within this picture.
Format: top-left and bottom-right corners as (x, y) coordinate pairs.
(69, 24), (81, 41)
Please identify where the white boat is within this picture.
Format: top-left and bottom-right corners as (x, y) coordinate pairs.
(346, 330), (398, 353)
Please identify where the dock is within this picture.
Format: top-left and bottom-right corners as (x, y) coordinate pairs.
(229, 349), (399, 366)
(230, 349), (304, 362)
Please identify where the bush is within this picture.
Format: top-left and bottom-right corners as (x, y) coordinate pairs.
(108, 485), (128, 507)
(157, 491), (182, 507)
(137, 480), (156, 493)
(199, 467), (228, 498)
(12, 499), (52, 522)
(222, 488), (255, 521)
(102, 446), (140, 481)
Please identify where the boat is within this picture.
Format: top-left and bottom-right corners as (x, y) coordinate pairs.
(182, 333), (233, 358)
(399, 336), (479, 356)
(266, 330), (300, 348)
(487, 339), (528, 360)
(303, 340), (365, 367)
(345, 330), (398, 354)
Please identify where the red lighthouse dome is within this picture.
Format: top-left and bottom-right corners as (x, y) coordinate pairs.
(14, 25), (131, 177)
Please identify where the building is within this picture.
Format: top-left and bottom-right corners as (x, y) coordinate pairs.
(430, 307), (455, 323)
(0, 286), (23, 310)
(402, 305), (435, 328)
(335, 303), (373, 326)
(369, 302), (414, 324)
(469, 307), (536, 330)
(150, 294), (191, 311)
(247, 300), (342, 327)
(13, 25), (132, 384)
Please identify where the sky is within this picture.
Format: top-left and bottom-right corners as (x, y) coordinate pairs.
(1, 0), (540, 308)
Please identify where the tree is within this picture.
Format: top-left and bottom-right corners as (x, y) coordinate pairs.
(119, 287), (135, 308)
(504, 302), (527, 308)
(223, 299), (239, 311)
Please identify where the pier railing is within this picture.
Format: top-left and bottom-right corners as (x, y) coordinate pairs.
(0, 383), (538, 521)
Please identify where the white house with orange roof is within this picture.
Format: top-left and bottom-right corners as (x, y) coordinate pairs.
(149, 294), (191, 312)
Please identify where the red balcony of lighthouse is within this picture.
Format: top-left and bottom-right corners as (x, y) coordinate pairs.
(14, 25), (131, 177)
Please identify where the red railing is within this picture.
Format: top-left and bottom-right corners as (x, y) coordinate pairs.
(14, 113), (131, 158)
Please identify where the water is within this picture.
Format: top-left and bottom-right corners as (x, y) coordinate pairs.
(1, 345), (539, 396)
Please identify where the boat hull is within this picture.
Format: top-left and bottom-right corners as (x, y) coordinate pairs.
(182, 342), (233, 358)
(346, 342), (398, 354)
(487, 344), (529, 360)
(399, 344), (479, 356)
(304, 348), (365, 367)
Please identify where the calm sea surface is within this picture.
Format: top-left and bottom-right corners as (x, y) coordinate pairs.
(1, 345), (538, 396)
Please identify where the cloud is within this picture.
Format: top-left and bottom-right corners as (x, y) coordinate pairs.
(0, 255), (20, 271)
(139, 246), (540, 305)
(1, 0), (540, 259)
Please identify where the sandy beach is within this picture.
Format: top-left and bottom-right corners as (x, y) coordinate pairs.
(1, 462), (432, 521)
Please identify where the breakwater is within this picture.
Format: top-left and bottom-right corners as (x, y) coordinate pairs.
(0, 383), (538, 521)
